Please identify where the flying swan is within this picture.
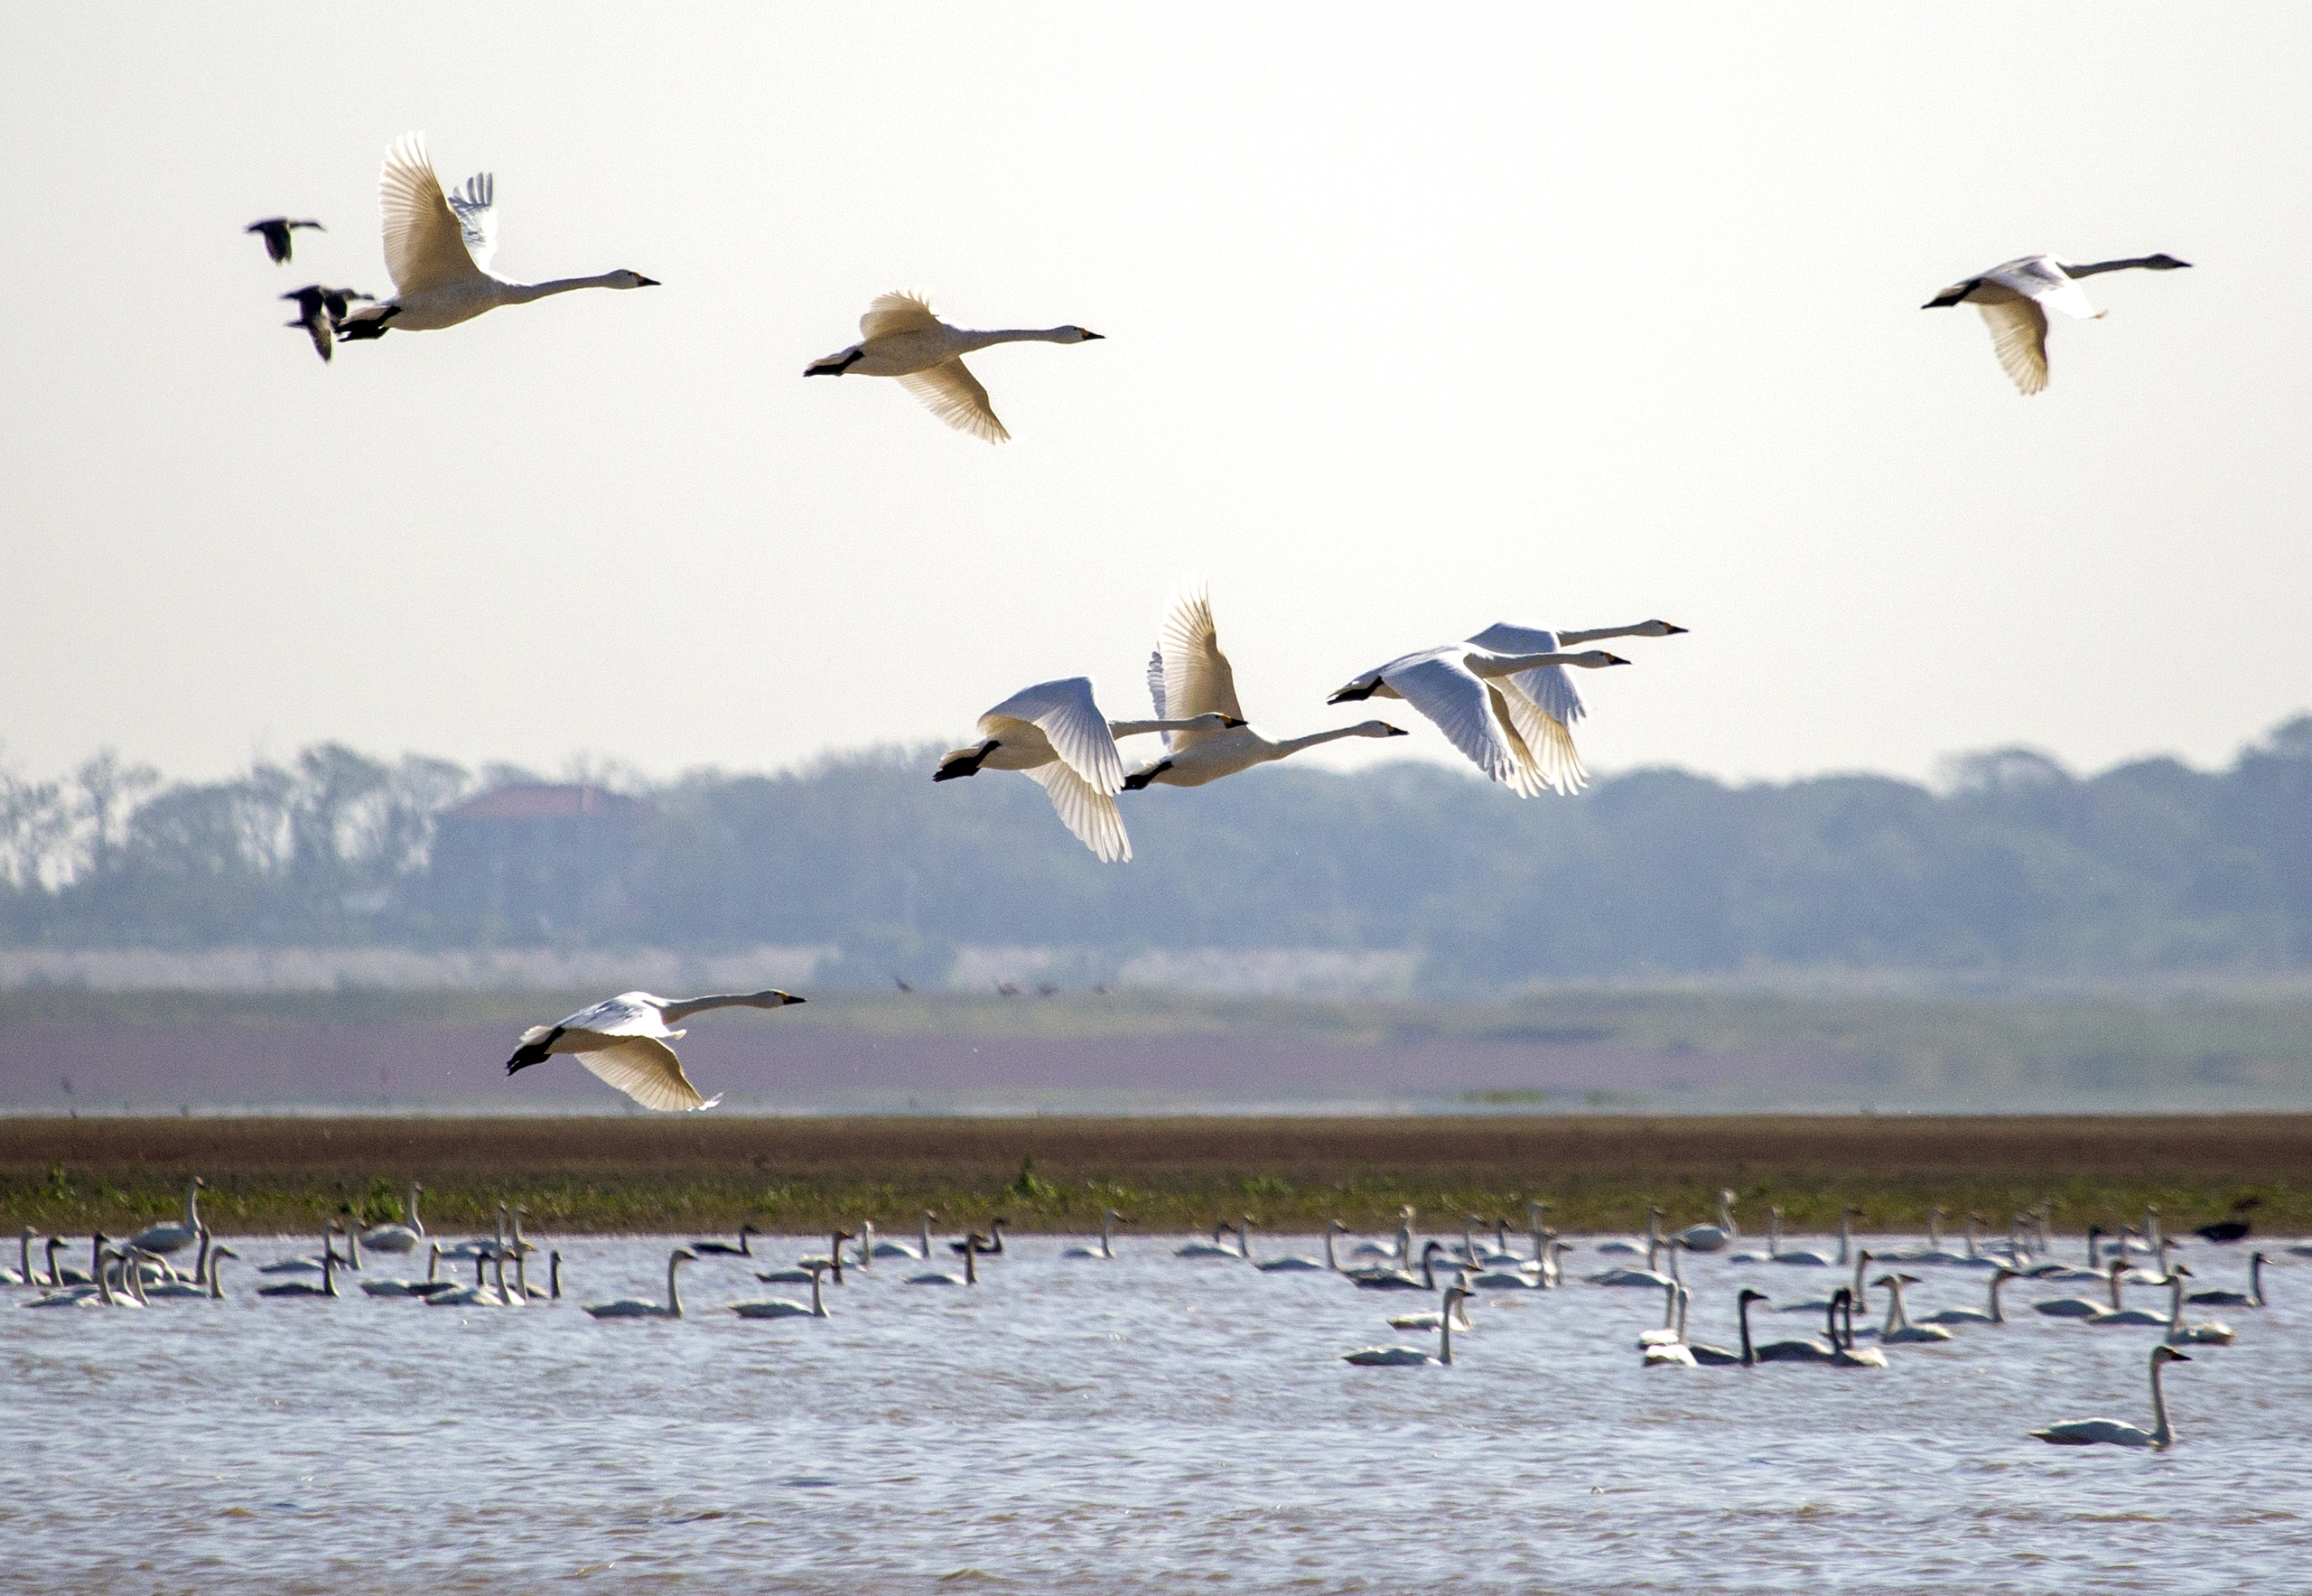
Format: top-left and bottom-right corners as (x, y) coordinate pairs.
(934, 676), (1235, 863)
(1121, 586), (1408, 791)
(1923, 253), (2190, 395)
(806, 291), (1101, 442)
(506, 989), (805, 1112)
(1328, 622), (1682, 795)
(336, 134), (657, 342)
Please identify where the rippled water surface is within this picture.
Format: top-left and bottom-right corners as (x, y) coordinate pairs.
(5, 1232), (2307, 1593)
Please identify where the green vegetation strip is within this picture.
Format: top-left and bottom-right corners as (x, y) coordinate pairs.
(3, 1115), (2306, 1240)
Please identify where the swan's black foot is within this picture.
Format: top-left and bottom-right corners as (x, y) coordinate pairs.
(1121, 761), (1171, 791)
(1328, 684), (1376, 705)
(805, 349), (865, 377)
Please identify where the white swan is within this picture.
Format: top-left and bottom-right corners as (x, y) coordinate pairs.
(872, 1211), (937, 1260)
(1593, 1209), (1663, 1258)
(4, 1227), (40, 1286)
(1354, 1241), (1458, 1292)
(1870, 1273), (1953, 1343)
(1328, 639), (1633, 797)
(256, 1246), (339, 1300)
(2032, 1346), (2190, 1449)
(2159, 1266), (2235, 1346)
(1390, 1279), (1478, 1333)
(1119, 586), (1407, 792)
(2084, 1261), (2168, 1327)
(2186, 1251), (2266, 1309)
(1770, 1208), (1839, 1270)
(258, 1222), (345, 1275)
(1061, 1210), (1127, 1260)
(733, 1260), (833, 1320)
(2037, 1258), (2129, 1319)
(1676, 1190), (1739, 1254)
(1344, 1286), (1470, 1367)
(1175, 1223), (1244, 1259)
(359, 1183), (426, 1254)
(1638, 1277), (1686, 1347)
(805, 291), (1101, 442)
(1917, 1267), (2018, 1326)
(585, 1248), (696, 1319)
(1923, 252), (2190, 395)
(362, 1243), (452, 1299)
(937, 677), (1235, 863)
(507, 988), (803, 1112)
(689, 1224), (764, 1258)
(908, 1237), (981, 1287)
(128, 1178), (206, 1256)
(335, 135), (656, 341)
(1240, 1218), (1328, 1274)
(1588, 1237), (1675, 1290)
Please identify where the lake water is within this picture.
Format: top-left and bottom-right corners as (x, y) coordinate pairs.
(5, 1231), (2307, 1593)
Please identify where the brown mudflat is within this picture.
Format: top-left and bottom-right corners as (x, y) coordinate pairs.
(3, 1114), (2305, 1238)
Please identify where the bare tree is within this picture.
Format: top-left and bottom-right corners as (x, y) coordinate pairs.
(72, 749), (159, 881)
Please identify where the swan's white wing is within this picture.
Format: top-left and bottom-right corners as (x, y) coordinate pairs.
(378, 133), (486, 295)
(555, 992), (676, 1040)
(1382, 654), (1527, 791)
(898, 359), (1010, 443)
(1464, 622), (1587, 731)
(569, 1036), (716, 1112)
(1976, 297), (2050, 396)
(861, 290), (942, 341)
(1490, 682), (1584, 796)
(982, 677), (1123, 794)
(1022, 760), (1132, 863)
(1485, 684), (1550, 798)
(1158, 586), (1245, 749)
(1989, 257), (2101, 321)
(1145, 650), (1169, 722)
(444, 171), (499, 274)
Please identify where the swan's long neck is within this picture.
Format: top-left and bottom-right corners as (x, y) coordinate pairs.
(1989, 1274), (2008, 1323)
(1468, 649), (1596, 678)
(657, 992), (789, 1023)
(184, 1181), (202, 1229)
(1738, 1296), (1756, 1365)
(501, 273), (639, 303)
(950, 327), (1083, 354)
(1556, 623), (1658, 646)
(1252, 723), (1383, 761)
(409, 1185), (424, 1237)
(1658, 1281), (1678, 1330)
(1324, 1228), (1339, 1272)
(964, 1244), (977, 1285)
(2149, 1356), (2175, 1446)
(1719, 1193), (1737, 1235)
(2251, 1254), (2264, 1305)
(208, 1255), (227, 1300)
(1099, 1212), (1114, 1257)
(16, 1230), (29, 1283)
(426, 1244), (441, 1284)
(1438, 1300), (1456, 1366)
(2063, 257), (2177, 279)
(2109, 1265), (2125, 1311)
(1108, 716), (1227, 738)
(921, 1212), (933, 1257)
(809, 1267), (825, 1316)
(667, 1255), (685, 1318)
(1837, 1212), (1851, 1265)
(2165, 1276), (2186, 1334)
(1878, 1283), (1900, 1336)
(1767, 1209), (1780, 1255)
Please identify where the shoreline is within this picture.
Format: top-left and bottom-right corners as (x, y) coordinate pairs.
(5, 1112), (2306, 1239)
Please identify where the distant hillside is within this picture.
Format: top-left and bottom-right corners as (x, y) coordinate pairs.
(2, 717), (2308, 992)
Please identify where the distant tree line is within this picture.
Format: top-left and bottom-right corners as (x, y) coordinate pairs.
(3, 717), (2309, 988)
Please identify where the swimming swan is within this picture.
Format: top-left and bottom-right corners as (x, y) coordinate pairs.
(1345, 1286), (1470, 1367)
(2159, 1266), (2235, 1346)
(336, 135), (656, 341)
(805, 291), (1101, 442)
(1061, 1210), (1127, 1260)
(908, 1238), (981, 1287)
(127, 1178), (206, 1256)
(2186, 1251), (2266, 1308)
(1923, 252), (2190, 395)
(1120, 586), (1406, 791)
(690, 1224), (764, 1258)
(872, 1212), (937, 1260)
(733, 1260), (833, 1320)
(585, 1248), (697, 1319)
(1917, 1267), (2018, 1325)
(359, 1183), (426, 1254)
(2031, 1346), (2190, 1448)
(506, 988), (803, 1112)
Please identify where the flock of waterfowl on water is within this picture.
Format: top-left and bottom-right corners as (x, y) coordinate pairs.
(15, 1179), (2292, 1451)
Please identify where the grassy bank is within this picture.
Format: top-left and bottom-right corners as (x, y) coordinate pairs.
(3, 1114), (2306, 1240)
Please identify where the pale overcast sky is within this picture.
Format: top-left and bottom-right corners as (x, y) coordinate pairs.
(5, 5), (2307, 789)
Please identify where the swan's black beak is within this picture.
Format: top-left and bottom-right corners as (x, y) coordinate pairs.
(1079, 330), (1104, 340)
(1663, 623), (1689, 634)
(784, 994), (806, 1005)
(1603, 654), (1631, 666)
(1223, 716), (1248, 727)
(634, 275), (660, 287)
(1382, 724), (1410, 737)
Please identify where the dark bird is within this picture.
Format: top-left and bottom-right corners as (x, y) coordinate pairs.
(247, 218), (324, 264)
(281, 285), (374, 363)
(2194, 1196), (2261, 1246)
(950, 1218), (1007, 1255)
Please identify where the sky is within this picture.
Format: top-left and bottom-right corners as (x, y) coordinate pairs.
(5, 5), (2309, 792)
